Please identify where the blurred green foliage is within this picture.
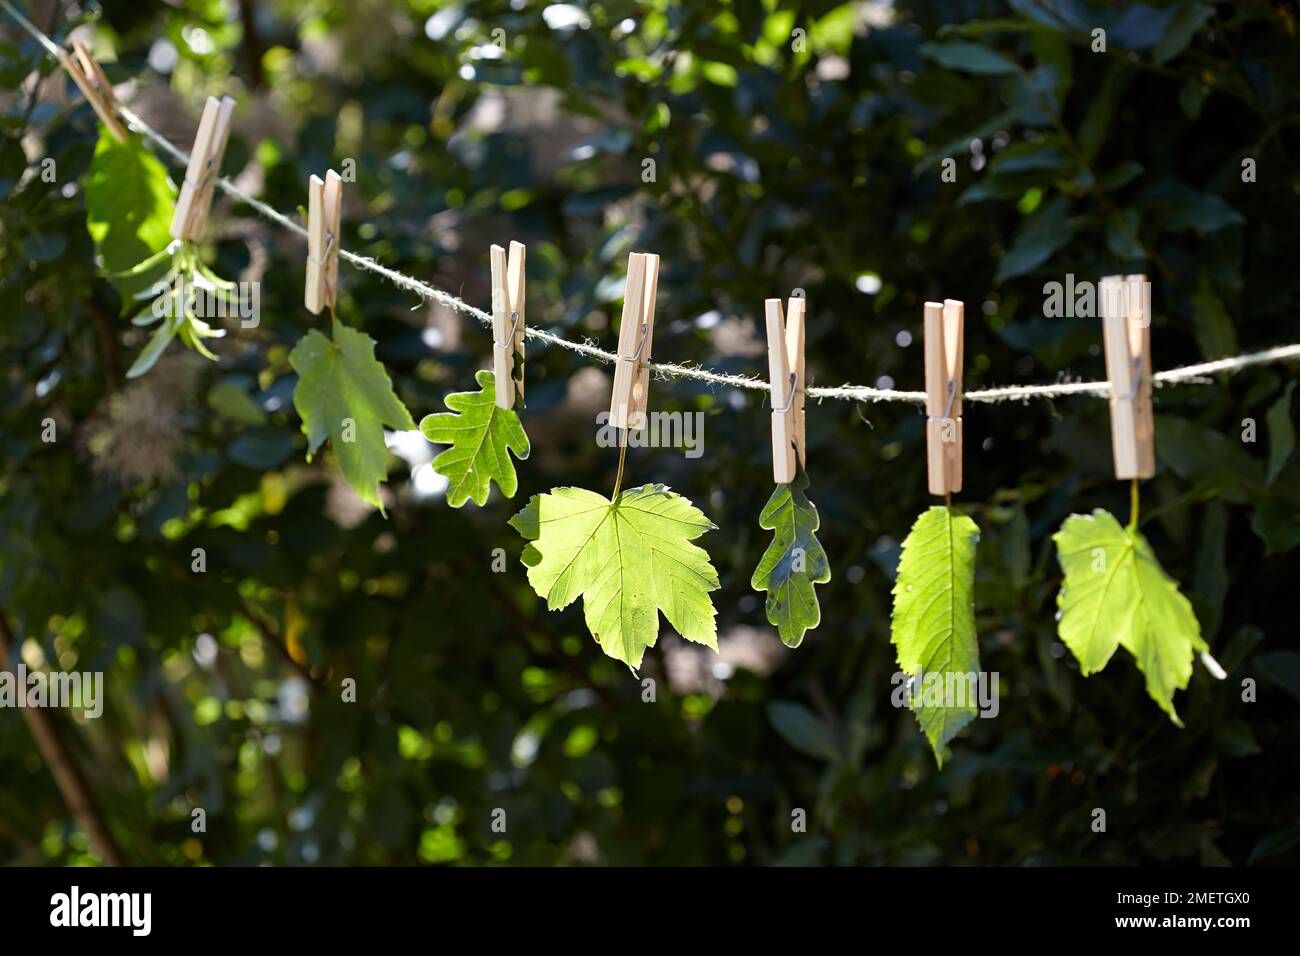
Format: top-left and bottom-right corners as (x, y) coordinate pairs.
(2, 0), (1299, 866)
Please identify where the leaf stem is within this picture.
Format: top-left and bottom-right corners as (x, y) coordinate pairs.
(612, 426), (629, 499)
(1129, 478), (1140, 529)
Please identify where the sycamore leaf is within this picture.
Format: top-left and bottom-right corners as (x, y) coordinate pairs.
(1053, 508), (1207, 725)
(509, 484), (719, 668)
(419, 370), (530, 507)
(84, 130), (176, 301)
(891, 505), (981, 766)
(751, 470), (830, 647)
(289, 321), (415, 512)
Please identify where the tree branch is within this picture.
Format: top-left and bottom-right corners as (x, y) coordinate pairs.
(0, 610), (125, 866)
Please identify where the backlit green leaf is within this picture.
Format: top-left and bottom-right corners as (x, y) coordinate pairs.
(84, 129), (176, 300)
(891, 505), (981, 765)
(420, 370), (529, 508)
(289, 321), (416, 512)
(1053, 509), (1208, 724)
(510, 484), (719, 668)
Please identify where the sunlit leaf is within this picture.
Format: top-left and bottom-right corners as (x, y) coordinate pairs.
(84, 130), (175, 300)
(1053, 509), (1208, 724)
(891, 505), (981, 765)
(289, 321), (416, 512)
(420, 370), (529, 508)
(510, 484), (719, 667)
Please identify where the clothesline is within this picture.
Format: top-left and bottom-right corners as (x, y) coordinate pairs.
(9, 2), (1300, 405)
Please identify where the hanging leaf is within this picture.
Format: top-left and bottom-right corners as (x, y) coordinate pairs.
(124, 269), (228, 377)
(289, 321), (416, 512)
(751, 470), (830, 647)
(1053, 508), (1207, 724)
(84, 130), (176, 301)
(126, 310), (182, 378)
(509, 484), (719, 668)
(891, 505), (981, 766)
(419, 370), (530, 507)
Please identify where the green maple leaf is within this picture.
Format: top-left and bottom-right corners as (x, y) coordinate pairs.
(891, 505), (981, 766)
(750, 470), (830, 647)
(1053, 508), (1208, 725)
(289, 321), (415, 512)
(509, 484), (719, 668)
(419, 370), (530, 507)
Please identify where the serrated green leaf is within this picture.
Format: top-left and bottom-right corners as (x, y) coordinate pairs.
(289, 321), (416, 513)
(750, 471), (830, 647)
(419, 370), (529, 507)
(1053, 508), (1208, 725)
(891, 505), (981, 765)
(84, 130), (176, 300)
(509, 484), (719, 668)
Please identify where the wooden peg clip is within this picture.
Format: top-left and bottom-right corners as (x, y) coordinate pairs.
(764, 295), (807, 484)
(304, 170), (343, 315)
(55, 41), (128, 143)
(609, 252), (660, 429)
(170, 95), (236, 241)
(490, 241), (526, 409)
(924, 299), (964, 496)
(1101, 273), (1155, 480)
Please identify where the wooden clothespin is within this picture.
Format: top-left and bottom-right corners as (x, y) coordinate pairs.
(1101, 273), (1155, 479)
(304, 170), (343, 315)
(609, 252), (660, 429)
(924, 299), (964, 496)
(55, 41), (128, 143)
(764, 295), (807, 484)
(490, 241), (526, 409)
(170, 95), (237, 242)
